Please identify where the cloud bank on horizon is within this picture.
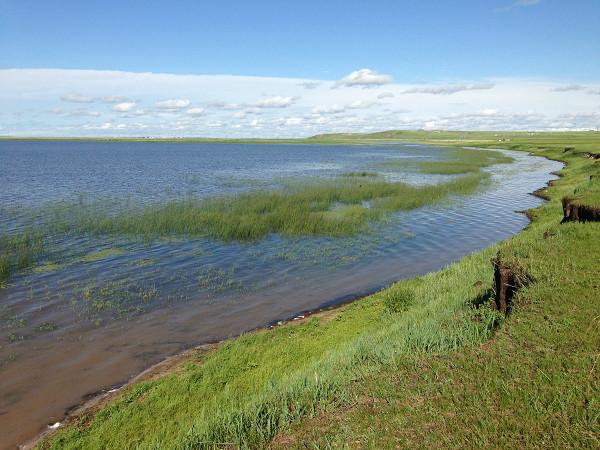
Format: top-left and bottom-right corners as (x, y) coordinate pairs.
(1, 68), (599, 137)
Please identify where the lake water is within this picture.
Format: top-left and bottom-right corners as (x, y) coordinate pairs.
(0, 140), (561, 448)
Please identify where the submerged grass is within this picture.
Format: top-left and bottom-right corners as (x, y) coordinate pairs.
(78, 247), (126, 262)
(0, 231), (45, 285)
(373, 147), (512, 174)
(418, 147), (513, 174)
(40, 132), (600, 449)
(44, 173), (488, 242)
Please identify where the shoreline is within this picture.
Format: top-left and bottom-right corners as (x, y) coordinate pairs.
(21, 145), (562, 450)
(22, 298), (357, 449)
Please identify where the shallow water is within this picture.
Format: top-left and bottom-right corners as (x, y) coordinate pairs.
(0, 141), (561, 449)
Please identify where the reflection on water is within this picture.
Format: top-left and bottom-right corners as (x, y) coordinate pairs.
(0, 140), (561, 448)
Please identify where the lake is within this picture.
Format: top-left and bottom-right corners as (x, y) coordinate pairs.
(0, 140), (561, 448)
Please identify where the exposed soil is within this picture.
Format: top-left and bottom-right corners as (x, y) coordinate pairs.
(492, 255), (531, 314)
(561, 198), (600, 223)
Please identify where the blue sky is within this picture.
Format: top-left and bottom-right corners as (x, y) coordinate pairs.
(1, 0), (599, 136)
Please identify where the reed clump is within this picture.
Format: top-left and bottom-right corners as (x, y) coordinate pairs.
(0, 231), (45, 284)
(50, 173), (488, 241)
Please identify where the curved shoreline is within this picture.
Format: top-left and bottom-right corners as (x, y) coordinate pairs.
(21, 145), (564, 450)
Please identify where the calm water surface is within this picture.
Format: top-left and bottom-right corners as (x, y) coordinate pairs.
(0, 141), (561, 449)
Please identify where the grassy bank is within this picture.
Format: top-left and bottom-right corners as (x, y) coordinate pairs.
(39, 132), (599, 449)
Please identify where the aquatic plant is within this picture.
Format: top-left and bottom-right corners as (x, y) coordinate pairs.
(41, 172), (488, 242)
(0, 231), (45, 285)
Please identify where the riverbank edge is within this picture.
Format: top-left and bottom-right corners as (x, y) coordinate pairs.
(22, 299), (358, 449)
(22, 141), (567, 449)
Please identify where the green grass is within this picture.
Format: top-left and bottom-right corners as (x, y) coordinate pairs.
(39, 131), (600, 450)
(567, 176), (600, 208)
(43, 173), (488, 242)
(41, 245), (502, 450)
(78, 247), (126, 262)
(32, 262), (65, 273)
(0, 231), (45, 285)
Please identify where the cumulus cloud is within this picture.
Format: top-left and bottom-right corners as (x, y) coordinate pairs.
(102, 95), (132, 103)
(186, 107), (205, 116)
(480, 108), (499, 116)
(311, 100), (377, 115)
(156, 99), (191, 110)
(335, 68), (392, 88)
(112, 102), (137, 112)
(312, 104), (346, 114)
(3, 69), (599, 137)
(52, 107), (101, 117)
(255, 96), (296, 108)
(402, 83), (494, 95)
(60, 93), (94, 103)
(285, 117), (303, 126)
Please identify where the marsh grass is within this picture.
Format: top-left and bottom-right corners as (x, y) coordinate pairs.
(42, 173), (488, 242)
(1, 145), (505, 287)
(0, 231), (45, 284)
(78, 247), (126, 262)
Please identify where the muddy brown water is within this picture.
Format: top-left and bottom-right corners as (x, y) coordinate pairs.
(0, 141), (561, 449)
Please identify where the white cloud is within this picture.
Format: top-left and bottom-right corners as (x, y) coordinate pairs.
(112, 102), (137, 112)
(480, 108), (499, 116)
(186, 107), (205, 116)
(312, 100), (377, 115)
(102, 95), (132, 103)
(2, 69), (599, 137)
(284, 117), (303, 126)
(347, 99), (377, 109)
(52, 107), (101, 117)
(255, 96), (295, 108)
(156, 98), (191, 110)
(335, 68), (392, 88)
(402, 83), (494, 95)
(60, 93), (94, 103)
(312, 104), (346, 114)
